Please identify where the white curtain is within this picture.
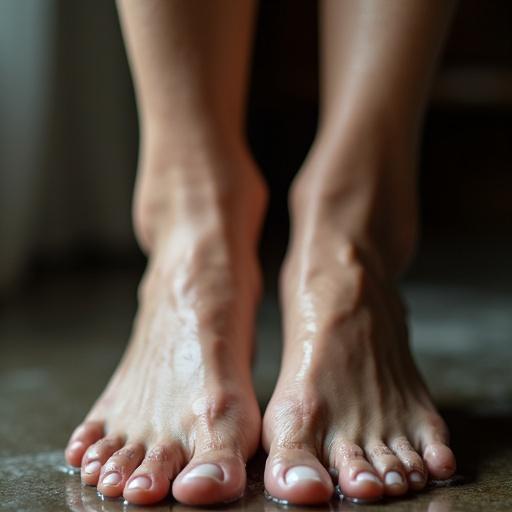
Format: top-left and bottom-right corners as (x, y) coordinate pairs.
(0, 0), (139, 292)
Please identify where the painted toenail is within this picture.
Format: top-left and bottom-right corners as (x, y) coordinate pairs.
(128, 476), (152, 490)
(68, 441), (84, 452)
(355, 471), (381, 485)
(384, 471), (404, 486)
(409, 471), (423, 483)
(183, 463), (224, 482)
(84, 461), (101, 474)
(284, 466), (322, 485)
(102, 472), (122, 486)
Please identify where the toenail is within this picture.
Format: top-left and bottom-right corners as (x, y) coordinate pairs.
(183, 463), (224, 483)
(384, 471), (404, 486)
(354, 471), (381, 485)
(284, 466), (322, 485)
(409, 471), (423, 483)
(128, 476), (152, 490)
(102, 472), (122, 486)
(87, 448), (99, 458)
(68, 441), (84, 452)
(84, 461), (101, 474)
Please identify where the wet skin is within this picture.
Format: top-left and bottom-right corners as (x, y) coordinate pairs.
(263, 240), (456, 504)
(71, 0), (458, 505)
(261, 147), (457, 504)
(65, 155), (456, 505)
(65, 156), (267, 506)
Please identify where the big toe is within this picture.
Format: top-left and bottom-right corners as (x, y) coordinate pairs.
(172, 449), (246, 505)
(264, 448), (334, 505)
(424, 443), (456, 480)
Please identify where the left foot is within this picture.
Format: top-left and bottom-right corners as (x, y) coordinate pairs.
(262, 147), (456, 504)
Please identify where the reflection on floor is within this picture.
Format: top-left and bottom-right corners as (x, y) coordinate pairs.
(1, 241), (511, 511)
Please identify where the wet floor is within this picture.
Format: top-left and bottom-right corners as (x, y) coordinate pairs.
(1, 241), (512, 511)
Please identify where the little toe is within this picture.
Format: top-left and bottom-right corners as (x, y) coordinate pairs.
(173, 449), (247, 506)
(65, 421), (104, 467)
(423, 442), (456, 480)
(264, 448), (334, 505)
(389, 436), (427, 491)
(124, 444), (183, 505)
(421, 420), (456, 480)
(81, 436), (123, 486)
(98, 443), (145, 498)
(333, 441), (383, 503)
(366, 442), (408, 496)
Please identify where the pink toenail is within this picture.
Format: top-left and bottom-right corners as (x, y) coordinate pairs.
(128, 476), (152, 490)
(84, 461), (101, 474)
(102, 472), (121, 486)
(183, 464), (224, 482)
(284, 466), (322, 485)
(68, 441), (84, 452)
(409, 471), (423, 483)
(384, 471), (404, 486)
(355, 471), (381, 485)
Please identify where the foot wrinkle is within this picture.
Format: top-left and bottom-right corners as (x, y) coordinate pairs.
(66, 159), (264, 505)
(264, 232), (454, 504)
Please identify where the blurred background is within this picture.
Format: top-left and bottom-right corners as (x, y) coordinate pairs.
(1, 1), (512, 510)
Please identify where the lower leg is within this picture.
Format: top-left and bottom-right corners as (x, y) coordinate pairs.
(65, 1), (266, 506)
(116, 0), (263, 251)
(264, 0), (457, 504)
(295, 0), (457, 278)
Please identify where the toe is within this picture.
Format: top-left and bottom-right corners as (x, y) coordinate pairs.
(389, 436), (427, 491)
(264, 447), (334, 505)
(332, 441), (383, 503)
(65, 421), (104, 467)
(124, 444), (184, 506)
(173, 448), (247, 506)
(421, 417), (456, 480)
(81, 435), (123, 486)
(423, 443), (456, 480)
(97, 443), (145, 498)
(366, 442), (408, 496)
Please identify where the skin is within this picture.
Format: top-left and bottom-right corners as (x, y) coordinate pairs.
(65, 0), (265, 506)
(263, 0), (457, 504)
(65, 0), (457, 506)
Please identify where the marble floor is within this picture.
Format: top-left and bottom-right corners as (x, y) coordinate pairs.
(1, 241), (511, 511)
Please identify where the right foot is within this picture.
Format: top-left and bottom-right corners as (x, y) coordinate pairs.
(65, 150), (267, 506)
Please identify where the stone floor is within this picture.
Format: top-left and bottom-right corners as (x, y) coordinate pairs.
(1, 240), (511, 511)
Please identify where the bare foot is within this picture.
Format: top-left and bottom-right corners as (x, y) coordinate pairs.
(65, 150), (267, 506)
(263, 152), (456, 505)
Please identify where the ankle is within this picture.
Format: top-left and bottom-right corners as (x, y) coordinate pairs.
(133, 142), (268, 253)
(289, 136), (418, 278)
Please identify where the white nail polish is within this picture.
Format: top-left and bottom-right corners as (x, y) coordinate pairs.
(128, 476), (152, 490)
(87, 448), (99, 459)
(409, 471), (424, 483)
(385, 471), (404, 486)
(284, 466), (322, 485)
(84, 461), (101, 474)
(355, 472), (381, 485)
(182, 463), (224, 483)
(102, 472), (121, 486)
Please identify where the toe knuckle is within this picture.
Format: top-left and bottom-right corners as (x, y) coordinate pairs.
(337, 441), (364, 461)
(146, 446), (170, 462)
(369, 445), (393, 459)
